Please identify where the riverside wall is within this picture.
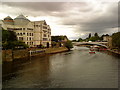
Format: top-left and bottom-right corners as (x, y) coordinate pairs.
(2, 47), (68, 62)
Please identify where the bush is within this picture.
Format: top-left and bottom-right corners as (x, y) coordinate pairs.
(112, 32), (120, 50)
(2, 41), (29, 50)
(64, 41), (73, 50)
(51, 41), (57, 47)
(2, 29), (28, 50)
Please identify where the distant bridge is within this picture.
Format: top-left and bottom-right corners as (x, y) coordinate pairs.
(72, 42), (108, 48)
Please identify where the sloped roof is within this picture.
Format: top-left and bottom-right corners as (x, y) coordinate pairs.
(4, 16), (13, 20)
(14, 14), (30, 25)
(14, 14), (30, 21)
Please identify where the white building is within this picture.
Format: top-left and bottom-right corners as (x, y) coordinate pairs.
(33, 20), (51, 47)
(0, 15), (51, 47)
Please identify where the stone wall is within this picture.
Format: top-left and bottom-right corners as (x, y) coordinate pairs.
(2, 49), (29, 62)
(13, 49), (29, 59)
(2, 50), (13, 62)
(2, 47), (68, 62)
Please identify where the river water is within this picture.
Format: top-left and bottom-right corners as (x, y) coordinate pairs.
(2, 46), (120, 88)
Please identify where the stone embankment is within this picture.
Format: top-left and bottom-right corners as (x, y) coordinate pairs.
(2, 47), (68, 62)
(45, 47), (68, 54)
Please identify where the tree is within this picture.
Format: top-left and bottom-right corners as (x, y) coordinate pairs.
(77, 38), (83, 42)
(64, 40), (73, 51)
(100, 34), (109, 41)
(88, 33), (91, 39)
(112, 32), (120, 50)
(2, 29), (17, 43)
(100, 34), (104, 40)
(51, 41), (57, 47)
(2, 29), (28, 50)
(72, 40), (77, 42)
(94, 33), (99, 37)
(89, 37), (98, 42)
(2, 41), (29, 50)
(90, 33), (100, 41)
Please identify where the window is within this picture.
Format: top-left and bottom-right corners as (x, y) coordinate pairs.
(43, 26), (47, 29)
(14, 28), (22, 30)
(36, 25), (38, 27)
(23, 33), (25, 35)
(29, 37), (32, 40)
(20, 33), (22, 36)
(7, 28), (14, 31)
(27, 28), (33, 30)
(23, 28), (25, 30)
(43, 38), (47, 41)
(43, 30), (47, 33)
(19, 37), (23, 41)
(44, 34), (47, 37)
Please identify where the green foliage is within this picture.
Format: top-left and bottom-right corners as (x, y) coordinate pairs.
(78, 33), (101, 42)
(88, 33), (100, 41)
(51, 41), (57, 47)
(2, 29), (17, 42)
(89, 36), (100, 41)
(94, 33), (99, 37)
(88, 33), (91, 38)
(72, 40), (77, 42)
(77, 38), (83, 42)
(64, 40), (73, 50)
(2, 29), (28, 49)
(112, 32), (120, 49)
(2, 41), (29, 50)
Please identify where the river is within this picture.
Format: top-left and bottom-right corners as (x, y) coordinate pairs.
(2, 46), (120, 88)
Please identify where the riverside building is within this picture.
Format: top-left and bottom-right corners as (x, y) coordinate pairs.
(0, 15), (51, 47)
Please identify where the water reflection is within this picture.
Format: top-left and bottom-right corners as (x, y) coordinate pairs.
(2, 47), (119, 88)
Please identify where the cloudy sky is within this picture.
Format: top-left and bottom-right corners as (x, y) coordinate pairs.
(0, 0), (119, 40)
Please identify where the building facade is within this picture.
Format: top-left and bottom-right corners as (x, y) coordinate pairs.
(33, 21), (51, 47)
(107, 36), (112, 49)
(0, 15), (51, 47)
(103, 35), (110, 42)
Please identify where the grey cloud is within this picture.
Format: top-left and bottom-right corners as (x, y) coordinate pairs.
(2, 2), (93, 17)
(81, 4), (117, 33)
(62, 3), (118, 35)
(1, 2), (118, 39)
(2, 2), (65, 12)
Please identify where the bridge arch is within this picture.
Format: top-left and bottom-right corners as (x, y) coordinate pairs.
(72, 42), (108, 48)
